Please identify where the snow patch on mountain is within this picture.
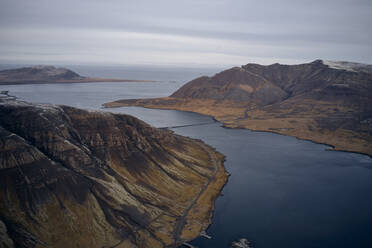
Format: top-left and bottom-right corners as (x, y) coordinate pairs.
(322, 60), (372, 73)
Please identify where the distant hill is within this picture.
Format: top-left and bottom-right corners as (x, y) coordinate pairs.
(105, 60), (372, 156)
(0, 65), (155, 85)
(171, 66), (288, 105)
(0, 65), (82, 83)
(172, 60), (372, 109)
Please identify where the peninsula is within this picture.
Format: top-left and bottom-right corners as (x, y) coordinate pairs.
(105, 60), (372, 156)
(0, 96), (228, 248)
(0, 65), (155, 85)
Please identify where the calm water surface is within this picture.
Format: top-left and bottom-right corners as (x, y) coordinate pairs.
(1, 70), (372, 248)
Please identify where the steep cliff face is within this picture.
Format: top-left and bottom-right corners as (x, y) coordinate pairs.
(105, 60), (372, 156)
(0, 98), (227, 248)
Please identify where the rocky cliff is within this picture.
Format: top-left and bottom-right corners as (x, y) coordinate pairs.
(0, 97), (228, 248)
(105, 60), (372, 156)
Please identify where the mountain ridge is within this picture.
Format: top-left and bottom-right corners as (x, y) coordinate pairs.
(105, 59), (372, 156)
(0, 97), (228, 248)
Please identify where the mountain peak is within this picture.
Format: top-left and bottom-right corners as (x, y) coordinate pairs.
(310, 59), (324, 64)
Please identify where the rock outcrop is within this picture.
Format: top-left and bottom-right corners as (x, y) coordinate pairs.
(105, 60), (372, 156)
(0, 98), (228, 248)
(230, 238), (252, 248)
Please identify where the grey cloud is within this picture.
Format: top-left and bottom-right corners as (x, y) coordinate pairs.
(0, 0), (371, 66)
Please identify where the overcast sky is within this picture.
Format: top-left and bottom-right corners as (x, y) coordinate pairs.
(0, 0), (371, 67)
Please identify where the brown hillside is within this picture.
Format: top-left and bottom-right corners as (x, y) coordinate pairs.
(105, 60), (372, 156)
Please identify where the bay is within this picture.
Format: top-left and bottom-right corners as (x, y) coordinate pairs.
(1, 66), (371, 248)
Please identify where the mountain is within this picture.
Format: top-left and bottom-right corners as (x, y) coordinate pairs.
(171, 67), (288, 105)
(0, 96), (228, 248)
(105, 60), (372, 156)
(0, 65), (154, 85)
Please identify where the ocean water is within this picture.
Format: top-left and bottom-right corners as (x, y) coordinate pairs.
(1, 65), (372, 248)
(0, 63), (221, 83)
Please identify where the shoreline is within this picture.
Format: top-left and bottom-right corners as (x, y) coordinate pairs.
(221, 124), (372, 159)
(168, 136), (229, 247)
(104, 100), (372, 158)
(188, 157), (231, 246)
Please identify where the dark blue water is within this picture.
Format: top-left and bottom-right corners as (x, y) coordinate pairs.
(1, 66), (372, 248)
(175, 124), (372, 248)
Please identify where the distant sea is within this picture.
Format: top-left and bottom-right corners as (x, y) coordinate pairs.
(0, 63), (222, 83)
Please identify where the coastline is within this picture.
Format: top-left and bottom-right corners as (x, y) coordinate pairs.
(221, 124), (372, 159)
(186, 156), (231, 246)
(103, 99), (372, 158)
(169, 137), (229, 247)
